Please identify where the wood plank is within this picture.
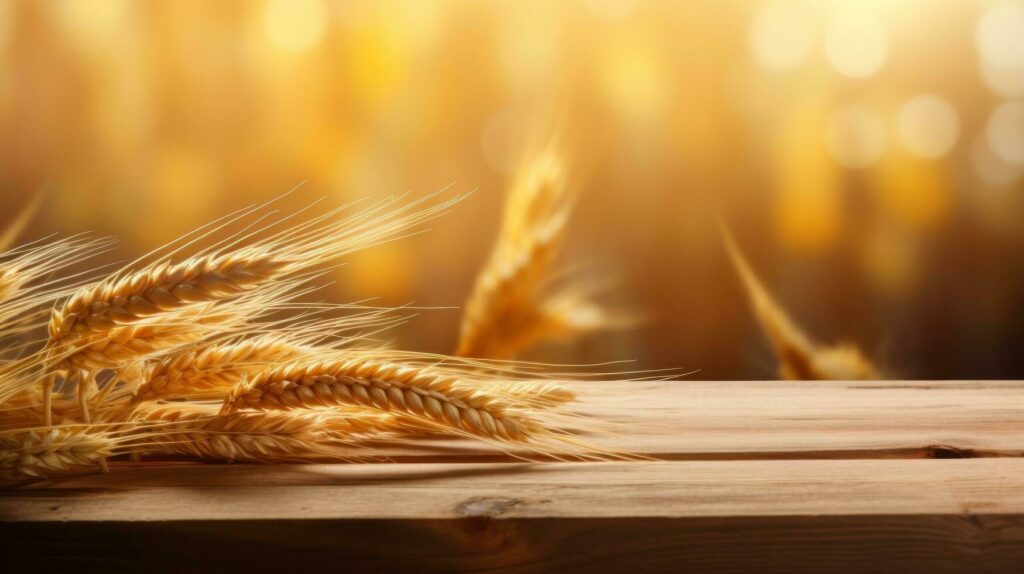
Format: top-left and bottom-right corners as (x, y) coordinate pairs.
(327, 379), (1024, 460)
(2, 460), (1023, 573)
(4, 460), (1024, 521)
(574, 379), (1024, 458)
(5, 516), (1023, 574)
(3, 380), (1023, 572)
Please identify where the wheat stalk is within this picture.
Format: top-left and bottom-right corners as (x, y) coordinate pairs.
(222, 358), (544, 442)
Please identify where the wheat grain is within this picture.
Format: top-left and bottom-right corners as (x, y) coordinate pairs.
(222, 358), (542, 442)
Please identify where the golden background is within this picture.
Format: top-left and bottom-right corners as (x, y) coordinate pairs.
(1, 0), (1022, 378)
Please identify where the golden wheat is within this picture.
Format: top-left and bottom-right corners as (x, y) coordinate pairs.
(131, 404), (394, 462)
(0, 426), (114, 479)
(39, 197), (461, 423)
(40, 277), (318, 425)
(131, 303), (408, 402)
(48, 195), (463, 344)
(135, 337), (308, 402)
(0, 192), (623, 479)
(222, 358), (542, 442)
(721, 224), (881, 380)
(457, 151), (606, 359)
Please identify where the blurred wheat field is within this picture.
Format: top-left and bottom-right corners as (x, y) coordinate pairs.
(1, 0), (1023, 379)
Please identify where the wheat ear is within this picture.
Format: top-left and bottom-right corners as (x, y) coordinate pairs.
(222, 358), (543, 442)
(720, 223), (881, 380)
(0, 426), (114, 479)
(132, 302), (408, 402)
(457, 151), (605, 359)
(48, 194), (464, 343)
(41, 277), (314, 425)
(135, 337), (310, 401)
(131, 404), (391, 462)
(40, 196), (460, 421)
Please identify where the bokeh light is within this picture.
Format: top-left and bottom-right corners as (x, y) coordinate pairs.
(0, 0), (1021, 379)
(976, 0), (1024, 97)
(986, 100), (1024, 165)
(897, 95), (960, 159)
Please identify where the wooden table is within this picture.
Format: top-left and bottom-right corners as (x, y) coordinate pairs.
(2, 380), (1023, 572)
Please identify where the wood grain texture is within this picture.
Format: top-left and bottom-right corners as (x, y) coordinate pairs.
(2, 380), (1023, 573)
(4, 459), (1024, 521)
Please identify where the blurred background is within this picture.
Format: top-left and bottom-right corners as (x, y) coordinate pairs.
(0, 0), (1022, 379)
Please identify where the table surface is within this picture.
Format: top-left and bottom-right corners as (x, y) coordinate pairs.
(3, 379), (1023, 573)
